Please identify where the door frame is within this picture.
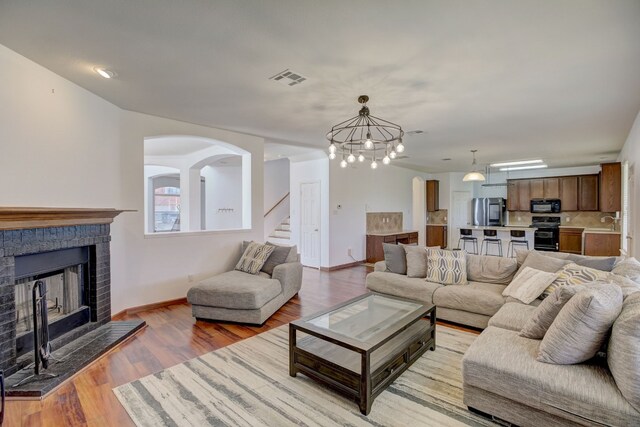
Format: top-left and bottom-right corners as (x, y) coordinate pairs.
(451, 191), (472, 249)
(300, 180), (322, 269)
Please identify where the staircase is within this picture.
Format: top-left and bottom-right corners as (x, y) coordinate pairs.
(269, 217), (291, 240)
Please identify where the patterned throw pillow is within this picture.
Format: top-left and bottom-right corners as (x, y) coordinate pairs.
(426, 249), (467, 285)
(235, 242), (275, 275)
(542, 263), (610, 297)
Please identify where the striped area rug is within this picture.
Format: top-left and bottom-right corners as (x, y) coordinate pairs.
(113, 325), (498, 426)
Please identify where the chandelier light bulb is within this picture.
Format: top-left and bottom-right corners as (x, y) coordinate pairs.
(347, 153), (356, 163)
(371, 160), (378, 169)
(328, 143), (337, 154)
(396, 142), (405, 153)
(328, 152), (336, 160)
(340, 159), (348, 168)
(358, 153), (365, 162)
(389, 150), (397, 159)
(364, 139), (373, 150)
(383, 155), (391, 165)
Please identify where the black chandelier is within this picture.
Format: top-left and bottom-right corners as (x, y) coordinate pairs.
(326, 95), (404, 169)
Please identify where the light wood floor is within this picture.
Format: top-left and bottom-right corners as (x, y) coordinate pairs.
(3, 265), (477, 426)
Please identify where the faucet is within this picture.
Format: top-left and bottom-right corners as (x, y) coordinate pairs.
(601, 214), (620, 231)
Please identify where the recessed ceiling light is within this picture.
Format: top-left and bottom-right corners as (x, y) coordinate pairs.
(499, 164), (548, 171)
(490, 159), (543, 168)
(94, 67), (115, 79)
(406, 130), (424, 135)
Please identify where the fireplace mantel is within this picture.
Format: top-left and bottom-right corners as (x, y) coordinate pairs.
(0, 207), (131, 230)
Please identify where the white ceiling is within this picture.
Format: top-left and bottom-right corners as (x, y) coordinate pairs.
(1, 0), (639, 172)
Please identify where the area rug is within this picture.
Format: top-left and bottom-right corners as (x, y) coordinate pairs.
(113, 325), (497, 426)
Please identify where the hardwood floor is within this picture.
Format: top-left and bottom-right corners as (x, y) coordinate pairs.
(3, 265), (477, 426)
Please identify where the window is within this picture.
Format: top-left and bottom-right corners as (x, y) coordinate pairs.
(154, 185), (181, 232)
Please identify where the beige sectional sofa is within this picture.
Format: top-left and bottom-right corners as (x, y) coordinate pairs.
(366, 250), (640, 426)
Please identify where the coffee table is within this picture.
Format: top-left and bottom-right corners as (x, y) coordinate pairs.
(289, 293), (436, 415)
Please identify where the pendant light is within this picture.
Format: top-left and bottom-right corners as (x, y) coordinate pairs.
(463, 150), (486, 182)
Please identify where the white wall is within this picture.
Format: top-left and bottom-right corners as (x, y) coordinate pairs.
(0, 43), (264, 314)
(202, 165), (243, 230)
(618, 110), (640, 257)
(264, 158), (290, 213)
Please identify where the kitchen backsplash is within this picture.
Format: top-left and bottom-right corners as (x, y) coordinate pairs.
(366, 212), (403, 233)
(508, 211), (618, 229)
(427, 209), (448, 225)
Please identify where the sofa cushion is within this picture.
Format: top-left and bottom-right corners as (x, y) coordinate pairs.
(365, 271), (442, 305)
(261, 243), (291, 275)
(466, 254), (517, 285)
(426, 248), (468, 285)
(502, 267), (558, 304)
(403, 245), (428, 278)
(515, 249), (620, 272)
(537, 284), (623, 365)
(514, 250), (571, 278)
(608, 292), (640, 412)
(543, 262), (610, 297)
(187, 270), (282, 310)
(383, 243), (407, 275)
(612, 257), (640, 284)
(519, 286), (581, 339)
(462, 326), (640, 426)
(488, 302), (537, 332)
(432, 281), (505, 316)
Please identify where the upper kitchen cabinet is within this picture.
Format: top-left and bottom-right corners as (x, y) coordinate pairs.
(426, 180), (439, 212)
(543, 178), (560, 199)
(560, 176), (579, 211)
(517, 180), (531, 211)
(507, 181), (519, 211)
(578, 174), (599, 211)
(530, 179), (544, 199)
(600, 162), (621, 213)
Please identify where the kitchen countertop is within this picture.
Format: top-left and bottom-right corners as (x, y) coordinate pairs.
(459, 226), (537, 232)
(366, 230), (419, 237)
(582, 228), (621, 235)
(426, 223), (447, 226)
(559, 225), (585, 229)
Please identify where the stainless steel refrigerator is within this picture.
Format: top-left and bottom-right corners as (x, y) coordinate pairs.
(472, 198), (506, 226)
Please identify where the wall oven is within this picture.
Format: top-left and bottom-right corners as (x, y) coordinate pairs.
(531, 216), (561, 252)
(530, 199), (561, 214)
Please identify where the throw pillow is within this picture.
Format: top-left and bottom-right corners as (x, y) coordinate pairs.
(502, 267), (558, 304)
(261, 243), (293, 275)
(542, 263), (610, 297)
(425, 248), (467, 285)
(383, 243), (407, 275)
(519, 286), (581, 339)
(514, 250), (571, 279)
(566, 254), (619, 272)
(537, 284), (623, 365)
(466, 254), (517, 285)
(235, 242), (275, 275)
(403, 245), (428, 278)
(284, 244), (299, 263)
(607, 292), (640, 412)
(612, 257), (640, 284)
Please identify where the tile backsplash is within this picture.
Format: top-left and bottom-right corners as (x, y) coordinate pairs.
(367, 212), (403, 233)
(508, 211), (619, 229)
(426, 209), (448, 225)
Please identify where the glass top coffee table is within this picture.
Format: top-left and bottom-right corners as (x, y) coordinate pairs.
(289, 293), (436, 415)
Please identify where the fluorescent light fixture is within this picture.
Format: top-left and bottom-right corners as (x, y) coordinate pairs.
(94, 67), (115, 79)
(490, 159), (543, 168)
(499, 164), (548, 172)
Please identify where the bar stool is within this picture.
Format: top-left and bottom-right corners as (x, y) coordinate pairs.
(507, 229), (529, 258)
(481, 229), (503, 257)
(457, 228), (478, 254)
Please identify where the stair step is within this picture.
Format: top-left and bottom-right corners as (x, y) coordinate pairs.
(270, 230), (291, 239)
(281, 218), (290, 225)
(277, 224), (291, 231)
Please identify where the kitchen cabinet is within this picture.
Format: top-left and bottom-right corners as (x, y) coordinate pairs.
(506, 181), (519, 211)
(559, 228), (583, 254)
(600, 162), (621, 213)
(530, 179), (544, 199)
(560, 176), (579, 211)
(366, 232), (418, 263)
(578, 175), (599, 211)
(543, 178), (561, 199)
(426, 225), (447, 249)
(583, 232), (620, 256)
(517, 180), (530, 212)
(426, 180), (439, 212)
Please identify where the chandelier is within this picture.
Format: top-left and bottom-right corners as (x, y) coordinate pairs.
(326, 95), (404, 169)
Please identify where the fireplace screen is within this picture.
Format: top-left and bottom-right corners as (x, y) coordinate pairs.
(15, 266), (86, 338)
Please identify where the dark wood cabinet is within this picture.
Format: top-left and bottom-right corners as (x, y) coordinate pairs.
(530, 179), (544, 199)
(583, 232), (620, 256)
(517, 180), (530, 212)
(426, 225), (447, 249)
(559, 228), (583, 254)
(600, 162), (621, 213)
(560, 176), (579, 211)
(506, 181), (518, 211)
(578, 175), (599, 211)
(543, 178), (561, 199)
(366, 232), (418, 263)
(426, 180), (439, 212)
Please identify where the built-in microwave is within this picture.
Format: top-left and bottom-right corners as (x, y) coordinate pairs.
(530, 198), (561, 213)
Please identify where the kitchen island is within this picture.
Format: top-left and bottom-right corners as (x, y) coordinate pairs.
(456, 226), (536, 256)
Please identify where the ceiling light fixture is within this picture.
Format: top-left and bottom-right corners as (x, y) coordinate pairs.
(490, 159), (543, 168)
(463, 150), (486, 182)
(94, 67), (115, 79)
(499, 164), (548, 172)
(326, 95), (404, 170)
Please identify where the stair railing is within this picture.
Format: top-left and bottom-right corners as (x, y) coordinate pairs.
(264, 192), (290, 218)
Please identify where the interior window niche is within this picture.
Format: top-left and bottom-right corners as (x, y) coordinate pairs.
(144, 135), (251, 234)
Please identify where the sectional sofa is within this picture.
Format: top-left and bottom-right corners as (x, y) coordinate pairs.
(366, 250), (640, 426)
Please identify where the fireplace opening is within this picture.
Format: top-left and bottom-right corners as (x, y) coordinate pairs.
(14, 247), (91, 358)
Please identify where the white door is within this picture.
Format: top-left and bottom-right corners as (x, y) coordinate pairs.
(300, 181), (321, 268)
(452, 191), (472, 248)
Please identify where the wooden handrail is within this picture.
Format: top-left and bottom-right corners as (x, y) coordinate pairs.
(264, 192), (290, 218)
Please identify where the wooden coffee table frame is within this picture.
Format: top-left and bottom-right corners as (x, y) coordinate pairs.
(289, 293), (436, 415)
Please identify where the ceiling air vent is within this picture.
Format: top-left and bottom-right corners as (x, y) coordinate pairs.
(406, 130), (424, 136)
(269, 69), (307, 87)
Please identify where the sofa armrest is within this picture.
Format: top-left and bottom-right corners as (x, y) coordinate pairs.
(272, 262), (303, 299)
(374, 261), (387, 272)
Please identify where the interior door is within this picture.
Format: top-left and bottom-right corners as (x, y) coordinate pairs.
(452, 191), (472, 248)
(300, 181), (321, 268)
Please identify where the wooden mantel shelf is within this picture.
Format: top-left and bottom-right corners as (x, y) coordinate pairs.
(0, 207), (133, 230)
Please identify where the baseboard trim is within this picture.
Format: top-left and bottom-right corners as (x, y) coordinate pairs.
(319, 260), (364, 271)
(112, 297), (188, 320)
